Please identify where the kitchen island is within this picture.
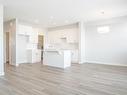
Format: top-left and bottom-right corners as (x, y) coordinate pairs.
(43, 50), (71, 69)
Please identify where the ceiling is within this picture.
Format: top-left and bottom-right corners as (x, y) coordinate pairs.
(1, 0), (127, 27)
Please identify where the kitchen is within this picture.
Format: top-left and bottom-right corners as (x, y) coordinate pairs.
(4, 19), (80, 69)
(43, 23), (79, 68)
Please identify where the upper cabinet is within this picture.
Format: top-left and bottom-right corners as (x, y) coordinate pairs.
(48, 31), (61, 44)
(18, 25), (38, 44)
(66, 28), (78, 43)
(48, 27), (78, 44)
(29, 29), (38, 44)
(59, 29), (67, 38)
(18, 25), (33, 35)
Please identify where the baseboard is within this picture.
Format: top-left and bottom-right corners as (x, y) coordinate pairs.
(85, 60), (127, 66)
(9, 63), (19, 67)
(71, 61), (79, 64)
(78, 62), (84, 64)
(78, 61), (86, 64)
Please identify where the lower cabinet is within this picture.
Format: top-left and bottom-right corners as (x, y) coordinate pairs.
(43, 50), (71, 68)
(71, 50), (79, 63)
(27, 49), (41, 63)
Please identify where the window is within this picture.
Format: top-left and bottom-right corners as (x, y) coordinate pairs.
(97, 26), (110, 34)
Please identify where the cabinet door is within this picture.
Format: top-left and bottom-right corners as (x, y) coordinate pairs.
(18, 25), (33, 35)
(48, 31), (60, 44)
(36, 50), (41, 62)
(31, 50), (37, 63)
(25, 26), (33, 36)
(66, 29), (74, 43)
(54, 31), (61, 43)
(59, 29), (67, 38)
(47, 31), (54, 44)
(26, 30), (33, 36)
(29, 31), (38, 44)
(71, 50), (79, 63)
(67, 28), (78, 43)
(18, 25), (26, 35)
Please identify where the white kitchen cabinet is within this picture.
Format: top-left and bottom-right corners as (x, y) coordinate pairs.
(43, 50), (71, 68)
(18, 25), (33, 35)
(18, 26), (26, 35)
(18, 25), (39, 44)
(47, 31), (54, 44)
(25, 30), (33, 36)
(67, 28), (78, 43)
(29, 31), (38, 44)
(71, 50), (79, 63)
(27, 49), (41, 63)
(59, 29), (67, 38)
(48, 31), (61, 44)
(47, 27), (79, 44)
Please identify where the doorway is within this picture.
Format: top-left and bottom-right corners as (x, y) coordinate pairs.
(38, 35), (44, 62)
(4, 32), (9, 64)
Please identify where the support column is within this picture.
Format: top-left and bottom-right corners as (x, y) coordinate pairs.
(78, 21), (86, 64)
(0, 5), (4, 75)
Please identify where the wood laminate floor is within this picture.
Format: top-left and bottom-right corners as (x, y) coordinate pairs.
(0, 63), (127, 95)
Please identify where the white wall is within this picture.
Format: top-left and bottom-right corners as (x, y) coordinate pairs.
(85, 16), (127, 66)
(0, 5), (4, 75)
(78, 22), (86, 64)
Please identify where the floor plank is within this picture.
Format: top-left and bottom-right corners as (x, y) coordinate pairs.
(0, 63), (126, 95)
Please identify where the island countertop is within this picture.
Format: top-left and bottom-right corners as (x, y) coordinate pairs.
(43, 49), (71, 69)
